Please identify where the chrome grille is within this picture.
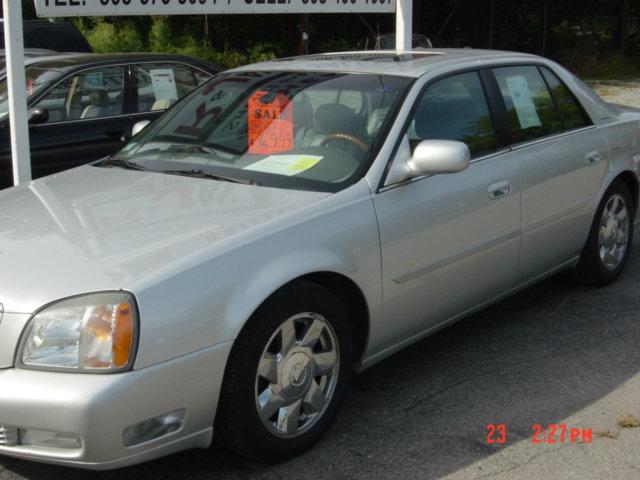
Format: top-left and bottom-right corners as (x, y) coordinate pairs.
(0, 425), (18, 446)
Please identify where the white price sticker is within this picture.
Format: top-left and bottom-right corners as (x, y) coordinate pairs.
(34, 0), (395, 17)
(506, 75), (542, 130)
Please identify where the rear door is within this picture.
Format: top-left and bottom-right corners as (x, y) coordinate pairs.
(27, 64), (133, 179)
(372, 70), (522, 350)
(490, 65), (609, 283)
(130, 62), (213, 127)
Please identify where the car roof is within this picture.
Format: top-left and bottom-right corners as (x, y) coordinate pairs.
(231, 49), (541, 78)
(24, 52), (222, 73)
(0, 52), (83, 79)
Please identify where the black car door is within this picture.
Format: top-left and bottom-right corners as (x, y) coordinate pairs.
(26, 64), (134, 180)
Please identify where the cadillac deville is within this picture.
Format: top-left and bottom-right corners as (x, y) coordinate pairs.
(0, 49), (639, 469)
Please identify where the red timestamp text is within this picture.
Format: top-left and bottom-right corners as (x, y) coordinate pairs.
(486, 423), (593, 445)
(531, 423), (593, 444)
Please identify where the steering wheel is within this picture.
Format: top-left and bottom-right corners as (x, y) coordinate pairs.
(319, 133), (369, 152)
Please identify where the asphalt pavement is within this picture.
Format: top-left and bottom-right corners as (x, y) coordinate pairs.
(2, 235), (640, 480)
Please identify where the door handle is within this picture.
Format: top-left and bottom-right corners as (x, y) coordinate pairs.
(105, 129), (126, 142)
(585, 150), (601, 165)
(488, 180), (511, 200)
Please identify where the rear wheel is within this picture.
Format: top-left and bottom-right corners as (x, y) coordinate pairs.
(216, 282), (353, 461)
(572, 180), (634, 285)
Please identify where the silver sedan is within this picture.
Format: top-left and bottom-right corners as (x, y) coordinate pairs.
(0, 49), (639, 469)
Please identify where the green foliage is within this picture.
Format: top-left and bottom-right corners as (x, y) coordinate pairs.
(29, 0), (640, 77)
(74, 15), (277, 69)
(84, 20), (144, 53)
(246, 43), (279, 64)
(148, 17), (173, 52)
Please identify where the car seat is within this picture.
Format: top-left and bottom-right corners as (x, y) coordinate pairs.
(151, 99), (175, 111)
(81, 89), (110, 119)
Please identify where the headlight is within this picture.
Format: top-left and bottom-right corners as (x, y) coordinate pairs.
(19, 292), (137, 373)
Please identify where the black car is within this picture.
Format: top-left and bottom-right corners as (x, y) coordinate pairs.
(0, 20), (92, 53)
(0, 53), (222, 188)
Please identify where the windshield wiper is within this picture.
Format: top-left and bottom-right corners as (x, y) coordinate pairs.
(162, 169), (258, 185)
(95, 158), (149, 171)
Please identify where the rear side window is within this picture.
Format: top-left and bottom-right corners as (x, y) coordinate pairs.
(406, 71), (497, 158)
(135, 63), (212, 113)
(493, 66), (563, 143)
(540, 67), (592, 130)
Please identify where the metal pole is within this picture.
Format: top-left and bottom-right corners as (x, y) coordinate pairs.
(3, 0), (31, 185)
(396, 0), (412, 52)
(539, 0), (548, 56)
(488, 0), (495, 49)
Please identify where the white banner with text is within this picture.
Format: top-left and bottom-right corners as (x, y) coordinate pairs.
(35, 0), (395, 16)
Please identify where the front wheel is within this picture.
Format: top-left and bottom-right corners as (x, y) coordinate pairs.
(215, 282), (353, 461)
(571, 180), (634, 285)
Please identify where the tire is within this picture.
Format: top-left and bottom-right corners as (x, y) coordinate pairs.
(215, 281), (353, 461)
(571, 180), (634, 286)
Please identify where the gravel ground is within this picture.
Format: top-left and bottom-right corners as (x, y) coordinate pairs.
(588, 80), (640, 108)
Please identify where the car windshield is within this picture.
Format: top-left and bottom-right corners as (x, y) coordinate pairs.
(112, 71), (411, 192)
(0, 66), (63, 120)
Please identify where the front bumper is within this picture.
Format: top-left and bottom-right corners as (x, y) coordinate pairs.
(0, 340), (233, 470)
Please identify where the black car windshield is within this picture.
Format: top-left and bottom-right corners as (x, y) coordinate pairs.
(0, 66), (63, 120)
(112, 71), (411, 192)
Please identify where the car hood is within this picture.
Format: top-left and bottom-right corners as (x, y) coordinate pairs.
(0, 166), (329, 314)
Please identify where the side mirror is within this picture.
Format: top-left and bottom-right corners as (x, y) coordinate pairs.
(27, 108), (49, 125)
(131, 120), (151, 137)
(407, 140), (470, 176)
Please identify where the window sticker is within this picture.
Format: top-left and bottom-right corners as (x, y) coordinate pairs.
(150, 69), (178, 101)
(244, 155), (322, 176)
(506, 76), (542, 130)
(248, 91), (293, 154)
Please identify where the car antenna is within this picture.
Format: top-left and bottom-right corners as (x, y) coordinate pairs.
(357, 13), (375, 35)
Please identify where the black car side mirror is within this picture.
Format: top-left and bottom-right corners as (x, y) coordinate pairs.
(28, 108), (49, 125)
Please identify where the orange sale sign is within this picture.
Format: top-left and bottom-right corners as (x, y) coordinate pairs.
(248, 91), (294, 155)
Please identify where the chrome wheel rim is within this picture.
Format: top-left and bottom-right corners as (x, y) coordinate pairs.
(598, 193), (630, 271)
(255, 312), (340, 438)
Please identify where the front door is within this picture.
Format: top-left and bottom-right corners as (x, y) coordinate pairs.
(27, 65), (132, 180)
(372, 71), (522, 353)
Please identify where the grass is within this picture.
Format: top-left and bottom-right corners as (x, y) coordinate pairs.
(617, 415), (640, 429)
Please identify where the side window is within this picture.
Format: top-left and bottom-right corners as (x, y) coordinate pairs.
(135, 63), (211, 113)
(32, 80), (70, 123)
(407, 71), (497, 158)
(540, 67), (592, 130)
(493, 66), (562, 143)
(33, 66), (125, 123)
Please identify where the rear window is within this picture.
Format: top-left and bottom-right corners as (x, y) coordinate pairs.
(540, 67), (592, 130)
(493, 65), (563, 143)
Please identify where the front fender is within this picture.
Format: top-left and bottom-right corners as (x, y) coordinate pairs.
(129, 180), (382, 369)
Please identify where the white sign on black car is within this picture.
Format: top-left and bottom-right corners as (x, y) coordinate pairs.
(34, 0), (395, 17)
